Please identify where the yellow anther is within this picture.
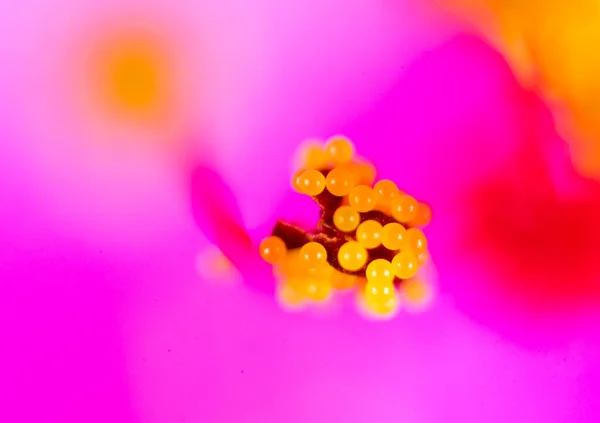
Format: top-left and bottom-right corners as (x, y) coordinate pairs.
(406, 228), (428, 254)
(348, 185), (376, 213)
(333, 205), (361, 232)
(391, 251), (419, 279)
(299, 241), (328, 269)
(326, 167), (357, 196)
(380, 222), (407, 251)
(412, 202), (432, 227)
(337, 241), (368, 271)
(373, 179), (400, 206)
(356, 220), (383, 249)
(391, 194), (418, 223)
(363, 281), (397, 315)
(259, 236), (287, 264)
(365, 259), (395, 284)
(324, 135), (354, 165)
(298, 169), (326, 196)
(291, 169), (304, 193)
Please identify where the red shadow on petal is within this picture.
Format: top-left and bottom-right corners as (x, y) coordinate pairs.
(447, 85), (600, 345)
(190, 164), (275, 294)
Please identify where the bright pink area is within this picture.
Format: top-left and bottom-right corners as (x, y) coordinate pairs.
(128, 277), (591, 423)
(0, 238), (134, 422)
(2, 222), (597, 423)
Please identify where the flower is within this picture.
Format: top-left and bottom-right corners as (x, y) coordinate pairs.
(192, 32), (600, 347)
(185, 31), (600, 413)
(252, 139), (433, 318)
(4, 1), (600, 422)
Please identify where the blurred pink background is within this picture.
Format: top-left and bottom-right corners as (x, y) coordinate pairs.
(2, 1), (600, 422)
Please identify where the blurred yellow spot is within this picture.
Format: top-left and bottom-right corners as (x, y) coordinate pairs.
(355, 160), (377, 186)
(301, 277), (333, 302)
(357, 282), (399, 319)
(274, 254), (333, 306)
(416, 250), (429, 265)
(196, 247), (240, 284)
(89, 29), (173, 122)
(294, 139), (328, 170)
(339, 161), (377, 186)
(400, 278), (433, 311)
(276, 281), (306, 310)
(331, 270), (358, 290)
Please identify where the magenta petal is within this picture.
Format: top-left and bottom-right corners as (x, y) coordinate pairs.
(339, 34), (526, 201)
(0, 243), (135, 423)
(189, 163), (275, 294)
